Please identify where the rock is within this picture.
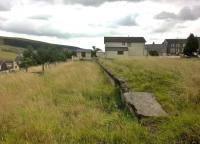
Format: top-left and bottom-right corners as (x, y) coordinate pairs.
(124, 92), (167, 117)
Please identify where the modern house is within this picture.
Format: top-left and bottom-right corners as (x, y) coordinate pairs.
(96, 49), (105, 58)
(162, 39), (187, 55)
(145, 42), (167, 56)
(104, 37), (146, 58)
(76, 49), (92, 60)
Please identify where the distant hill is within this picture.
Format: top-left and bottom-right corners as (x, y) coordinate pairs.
(0, 36), (83, 52)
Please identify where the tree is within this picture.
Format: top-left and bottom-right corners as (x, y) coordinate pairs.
(183, 33), (199, 57)
(20, 46), (72, 72)
(64, 51), (76, 59)
(36, 48), (51, 72)
(91, 46), (101, 57)
(20, 57), (33, 72)
(20, 49), (36, 72)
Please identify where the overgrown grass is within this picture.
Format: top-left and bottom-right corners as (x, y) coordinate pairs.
(0, 50), (17, 60)
(0, 61), (151, 144)
(100, 57), (200, 143)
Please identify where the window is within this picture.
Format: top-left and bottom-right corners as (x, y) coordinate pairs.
(81, 52), (86, 57)
(122, 42), (125, 46)
(117, 51), (124, 55)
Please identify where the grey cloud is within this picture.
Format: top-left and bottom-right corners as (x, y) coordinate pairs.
(117, 15), (137, 26)
(29, 15), (52, 20)
(0, 1), (13, 11)
(155, 12), (177, 20)
(153, 21), (177, 33)
(155, 5), (200, 21)
(63, 0), (142, 6)
(31, 0), (55, 4)
(30, 0), (199, 6)
(0, 19), (122, 39)
(153, 5), (200, 34)
(0, 16), (7, 21)
(0, 20), (71, 39)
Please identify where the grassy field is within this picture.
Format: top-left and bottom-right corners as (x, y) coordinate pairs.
(0, 44), (25, 60)
(1, 59), (200, 143)
(0, 61), (152, 144)
(100, 57), (200, 143)
(0, 50), (17, 60)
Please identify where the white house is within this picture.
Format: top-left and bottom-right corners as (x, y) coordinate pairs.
(76, 49), (92, 60)
(96, 49), (105, 58)
(104, 37), (146, 58)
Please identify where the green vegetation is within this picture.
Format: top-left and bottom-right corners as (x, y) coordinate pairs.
(1, 59), (200, 143)
(91, 46), (101, 57)
(0, 62), (151, 144)
(0, 36), (81, 52)
(0, 42), (24, 60)
(20, 48), (75, 72)
(0, 45), (24, 54)
(183, 33), (199, 56)
(0, 36), (80, 63)
(148, 50), (159, 56)
(100, 58), (200, 143)
(0, 50), (17, 60)
(0, 44), (24, 60)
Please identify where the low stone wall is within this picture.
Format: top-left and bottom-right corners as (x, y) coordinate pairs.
(96, 60), (167, 120)
(96, 61), (136, 115)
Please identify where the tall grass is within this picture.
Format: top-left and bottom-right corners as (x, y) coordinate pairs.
(0, 61), (150, 144)
(100, 57), (200, 143)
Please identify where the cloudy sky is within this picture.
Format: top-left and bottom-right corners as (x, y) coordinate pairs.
(0, 0), (199, 50)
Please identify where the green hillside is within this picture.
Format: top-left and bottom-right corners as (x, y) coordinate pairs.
(0, 36), (83, 60)
(0, 36), (82, 51)
(0, 44), (24, 60)
(0, 50), (17, 60)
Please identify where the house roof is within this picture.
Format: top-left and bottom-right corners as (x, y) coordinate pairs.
(164, 39), (187, 44)
(145, 44), (164, 49)
(104, 37), (146, 43)
(76, 49), (92, 52)
(145, 44), (166, 53)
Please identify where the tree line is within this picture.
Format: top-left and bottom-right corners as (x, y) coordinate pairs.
(20, 46), (75, 72)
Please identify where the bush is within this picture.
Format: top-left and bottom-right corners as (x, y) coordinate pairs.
(149, 51), (159, 56)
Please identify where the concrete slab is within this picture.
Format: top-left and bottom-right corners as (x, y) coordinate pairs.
(124, 92), (167, 117)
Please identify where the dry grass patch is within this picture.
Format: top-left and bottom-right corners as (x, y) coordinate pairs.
(0, 61), (150, 144)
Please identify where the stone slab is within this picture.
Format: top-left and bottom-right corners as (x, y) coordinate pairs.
(124, 92), (167, 117)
